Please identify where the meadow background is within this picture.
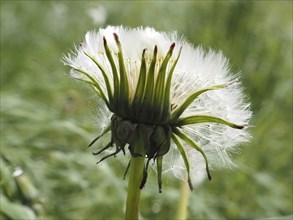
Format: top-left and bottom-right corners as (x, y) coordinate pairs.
(1, 1), (292, 219)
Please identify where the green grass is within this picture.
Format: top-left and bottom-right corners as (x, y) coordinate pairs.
(1, 1), (292, 219)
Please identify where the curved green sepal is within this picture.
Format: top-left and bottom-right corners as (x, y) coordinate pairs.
(171, 133), (194, 191)
(141, 46), (157, 122)
(149, 125), (171, 158)
(96, 145), (122, 164)
(103, 37), (119, 112)
(92, 141), (112, 155)
(72, 77), (102, 99)
(128, 125), (145, 157)
(73, 68), (110, 108)
(174, 115), (244, 129)
(162, 47), (182, 122)
(88, 124), (111, 147)
(172, 127), (212, 181)
(156, 156), (163, 193)
(113, 33), (130, 116)
(83, 51), (113, 105)
(123, 160), (131, 180)
(153, 43), (175, 121)
(132, 49), (147, 118)
(170, 84), (228, 121)
(111, 116), (136, 150)
(139, 158), (151, 189)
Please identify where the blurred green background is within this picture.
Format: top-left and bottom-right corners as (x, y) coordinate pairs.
(1, 1), (292, 219)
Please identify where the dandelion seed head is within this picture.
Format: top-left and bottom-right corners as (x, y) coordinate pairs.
(64, 26), (252, 189)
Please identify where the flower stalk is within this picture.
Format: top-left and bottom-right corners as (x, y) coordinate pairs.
(176, 178), (190, 220)
(125, 156), (145, 220)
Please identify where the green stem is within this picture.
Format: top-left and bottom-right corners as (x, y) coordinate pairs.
(125, 156), (145, 220)
(176, 178), (190, 220)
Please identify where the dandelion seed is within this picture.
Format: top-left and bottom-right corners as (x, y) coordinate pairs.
(63, 26), (251, 192)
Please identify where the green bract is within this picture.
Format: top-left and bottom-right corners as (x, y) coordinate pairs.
(75, 33), (244, 192)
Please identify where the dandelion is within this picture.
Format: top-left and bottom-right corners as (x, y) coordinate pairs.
(63, 26), (251, 219)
